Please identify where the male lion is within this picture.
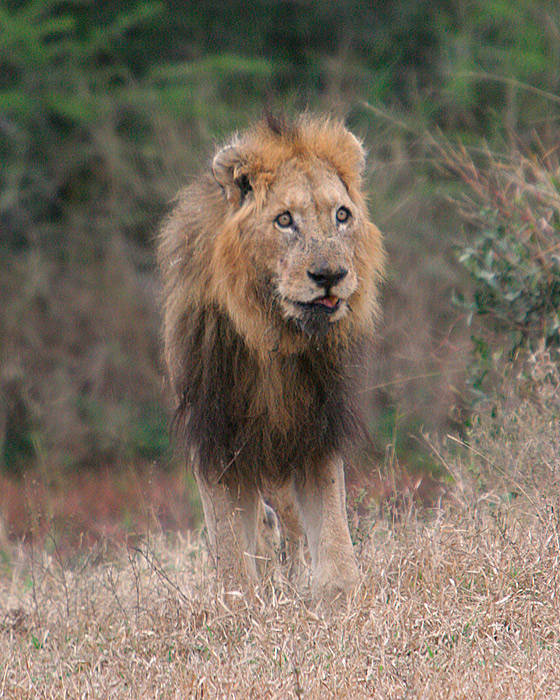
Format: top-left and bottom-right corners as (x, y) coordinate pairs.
(158, 113), (385, 598)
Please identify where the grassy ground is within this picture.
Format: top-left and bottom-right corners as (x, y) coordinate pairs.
(2, 395), (560, 699)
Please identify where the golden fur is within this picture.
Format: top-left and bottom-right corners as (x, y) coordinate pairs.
(157, 113), (385, 596)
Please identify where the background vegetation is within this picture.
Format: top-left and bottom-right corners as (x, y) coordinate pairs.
(1, 0), (559, 537)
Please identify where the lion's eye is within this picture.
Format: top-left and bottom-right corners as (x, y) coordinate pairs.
(275, 211), (293, 228)
(336, 206), (351, 223)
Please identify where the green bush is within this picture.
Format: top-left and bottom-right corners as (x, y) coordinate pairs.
(0, 0), (161, 240)
(448, 143), (560, 398)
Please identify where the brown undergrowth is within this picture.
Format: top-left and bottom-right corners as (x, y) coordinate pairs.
(0, 466), (200, 554)
(2, 393), (560, 699)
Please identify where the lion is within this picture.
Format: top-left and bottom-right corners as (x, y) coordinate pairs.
(157, 112), (385, 598)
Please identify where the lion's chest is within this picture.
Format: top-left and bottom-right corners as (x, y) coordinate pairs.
(181, 309), (355, 483)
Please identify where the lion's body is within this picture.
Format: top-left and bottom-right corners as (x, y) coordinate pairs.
(158, 113), (385, 597)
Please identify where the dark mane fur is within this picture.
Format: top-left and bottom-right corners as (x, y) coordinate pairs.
(263, 108), (295, 140)
(173, 305), (363, 487)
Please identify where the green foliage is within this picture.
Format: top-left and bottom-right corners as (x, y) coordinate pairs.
(147, 53), (276, 129)
(449, 144), (560, 397)
(131, 403), (170, 461)
(459, 211), (560, 347)
(1, 384), (37, 476)
(0, 0), (164, 249)
(3, 0), (560, 253)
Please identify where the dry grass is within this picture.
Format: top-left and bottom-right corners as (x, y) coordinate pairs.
(2, 398), (560, 700)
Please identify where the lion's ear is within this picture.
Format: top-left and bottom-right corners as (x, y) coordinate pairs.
(347, 132), (366, 177)
(324, 127), (367, 193)
(337, 131), (366, 193)
(212, 144), (253, 206)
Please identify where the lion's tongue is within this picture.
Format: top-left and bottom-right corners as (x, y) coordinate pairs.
(315, 295), (339, 309)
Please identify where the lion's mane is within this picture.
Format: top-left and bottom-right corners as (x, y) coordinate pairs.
(158, 113), (385, 486)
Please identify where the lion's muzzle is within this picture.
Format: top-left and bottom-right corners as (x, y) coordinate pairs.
(307, 266), (348, 291)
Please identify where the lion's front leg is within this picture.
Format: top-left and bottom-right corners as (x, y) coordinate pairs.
(266, 480), (309, 587)
(294, 455), (359, 599)
(195, 464), (260, 589)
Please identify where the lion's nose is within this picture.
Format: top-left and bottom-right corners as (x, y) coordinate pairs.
(307, 266), (348, 290)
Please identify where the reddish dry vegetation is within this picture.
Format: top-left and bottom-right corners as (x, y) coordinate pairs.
(0, 467), (198, 553)
(0, 462), (447, 558)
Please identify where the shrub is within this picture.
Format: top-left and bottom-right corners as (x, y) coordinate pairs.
(446, 141), (560, 399)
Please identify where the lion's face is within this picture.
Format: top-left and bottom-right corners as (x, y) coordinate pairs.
(209, 115), (384, 351)
(251, 160), (361, 337)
